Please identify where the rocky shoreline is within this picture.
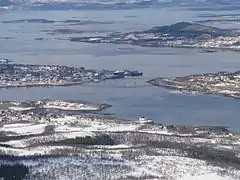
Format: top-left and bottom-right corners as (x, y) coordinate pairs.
(147, 70), (240, 99)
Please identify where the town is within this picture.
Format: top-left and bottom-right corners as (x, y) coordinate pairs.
(70, 22), (240, 51)
(148, 70), (240, 99)
(0, 58), (143, 88)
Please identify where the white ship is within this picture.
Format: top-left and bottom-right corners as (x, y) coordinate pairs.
(138, 117), (153, 124)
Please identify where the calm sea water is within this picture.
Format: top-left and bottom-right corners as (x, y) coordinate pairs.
(0, 8), (240, 131)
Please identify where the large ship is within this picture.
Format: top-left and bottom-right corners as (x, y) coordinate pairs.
(104, 70), (143, 80)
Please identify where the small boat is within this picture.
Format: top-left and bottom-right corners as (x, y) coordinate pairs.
(199, 49), (217, 53)
(138, 117), (153, 124)
(116, 47), (134, 52)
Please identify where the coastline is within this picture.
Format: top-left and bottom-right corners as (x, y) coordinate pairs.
(75, 40), (240, 52)
(0, 81), (86, 89)
(147, 78), (240, 99)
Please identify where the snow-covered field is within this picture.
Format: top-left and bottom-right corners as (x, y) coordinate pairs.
(0, 122), (47, 136)
(43, 100), (101, 111)
(1, 99), (109, 113)
(180, 174), (236, 180)
(0, 100), (240, 179)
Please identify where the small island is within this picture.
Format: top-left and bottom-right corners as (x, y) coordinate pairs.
(70, 22), (240, 51)
(148, 70), (240, 99)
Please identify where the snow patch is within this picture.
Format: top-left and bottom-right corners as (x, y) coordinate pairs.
(8, 106), (34, 111)
(179, 174), (237, 180)
(93, 144), (131, 149)
(0, 123), (47, 136)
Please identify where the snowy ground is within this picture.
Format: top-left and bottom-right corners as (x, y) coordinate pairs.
(0, 100), (240, 179)
(1, 99), (109, 112)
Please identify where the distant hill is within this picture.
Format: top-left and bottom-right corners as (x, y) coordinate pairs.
(144, 22), (232, 37)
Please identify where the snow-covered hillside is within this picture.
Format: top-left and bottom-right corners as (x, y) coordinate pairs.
(0, 100), (240, 179)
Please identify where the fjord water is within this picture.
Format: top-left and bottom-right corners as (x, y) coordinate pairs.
(0, 9), (240, 131)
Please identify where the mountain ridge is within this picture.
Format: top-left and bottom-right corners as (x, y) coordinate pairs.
(1, 0), (239, 10)
(143, 22), (233, 37)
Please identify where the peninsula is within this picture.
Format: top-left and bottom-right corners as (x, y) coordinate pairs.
(148, 70), (240, 99)
(0, 58), (143, 89)
(70, 22), (240, 51)
(0, 99), (111, 112)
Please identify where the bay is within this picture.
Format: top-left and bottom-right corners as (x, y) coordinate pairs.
(0, 8), (240, 131)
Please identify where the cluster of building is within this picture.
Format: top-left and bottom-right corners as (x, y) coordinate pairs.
(149, 70), (240, 99)
(192, 36), (240, 50)
(76, 29), (240, 51)
(186, 71), (240, 96)
(0, 58), (143, 88)
(121, 33), (240, 50)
